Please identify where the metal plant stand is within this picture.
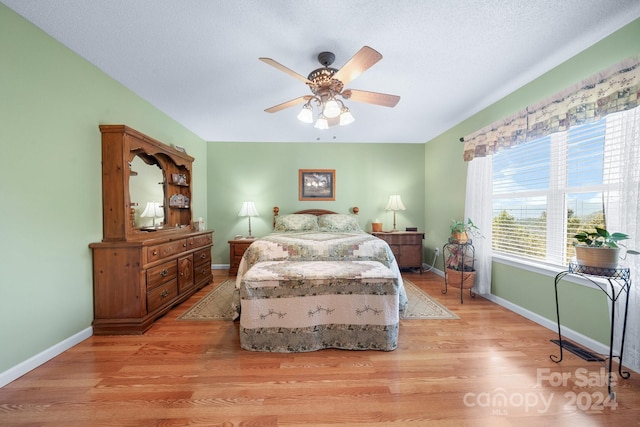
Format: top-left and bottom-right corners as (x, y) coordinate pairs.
(442, 240), (476, 303)
(551, 263), (632, 398)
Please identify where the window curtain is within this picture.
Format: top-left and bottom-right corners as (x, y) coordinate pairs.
(464, 155), (493, 295)
(603, 107), (640, 374)
(462, 56), (640, 162)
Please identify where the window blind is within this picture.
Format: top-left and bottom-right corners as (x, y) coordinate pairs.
(492, 110), (629, 266)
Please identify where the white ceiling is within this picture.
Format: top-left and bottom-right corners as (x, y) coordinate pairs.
(3, 1), (640, 144)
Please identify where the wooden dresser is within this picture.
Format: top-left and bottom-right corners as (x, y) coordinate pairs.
(372, 231), (425, 272)
(90, 231), (212, 334)
(90, 125), (213, 334)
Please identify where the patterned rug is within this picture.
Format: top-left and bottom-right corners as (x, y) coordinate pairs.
(179, 278), (458, 321)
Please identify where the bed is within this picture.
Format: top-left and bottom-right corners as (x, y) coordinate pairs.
(233, 207), (408, 352)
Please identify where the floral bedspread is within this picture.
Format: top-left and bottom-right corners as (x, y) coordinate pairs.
(233, 231), (408, 352)
(235, 231), (407, 312)
(239, 260), (399, 352)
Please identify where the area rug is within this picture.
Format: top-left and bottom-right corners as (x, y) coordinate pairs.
(179, 278), (458, 321)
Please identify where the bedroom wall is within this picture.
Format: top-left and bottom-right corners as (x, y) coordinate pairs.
(0, 5), (208, 380)
(423, 18), (640, 346)
(206, 142), (425, 265)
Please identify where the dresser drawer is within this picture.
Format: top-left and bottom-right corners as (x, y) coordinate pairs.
(146, 260), (177, 290)
(194, 262), (212, 286)
(193, 233), (213, 248)
(193, 247), (211, 267)
(147, 239), (187, 263)
(146, 279), (178, 313)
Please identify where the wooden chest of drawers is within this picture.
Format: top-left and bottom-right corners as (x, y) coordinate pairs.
(90, 230), (213, 334)
(228, 238), (254, 275)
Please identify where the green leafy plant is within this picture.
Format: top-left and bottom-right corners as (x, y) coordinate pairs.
(450, 218), (482, 238)
(574, 227), (639, 254)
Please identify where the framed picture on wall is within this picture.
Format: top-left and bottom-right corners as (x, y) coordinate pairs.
(299, 169), (335, 201)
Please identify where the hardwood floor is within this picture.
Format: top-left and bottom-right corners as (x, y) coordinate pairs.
(1, 270), (639, 426)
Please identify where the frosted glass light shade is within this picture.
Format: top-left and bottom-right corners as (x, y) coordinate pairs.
(314, 116), (329, 130)
(339, 108), (355, 126)
(297, 105), (313, 123)
(323, 99), (341, 118)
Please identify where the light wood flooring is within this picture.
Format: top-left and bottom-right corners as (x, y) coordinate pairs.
(1, 270), (639, 426)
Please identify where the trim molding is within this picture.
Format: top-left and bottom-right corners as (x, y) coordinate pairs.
(0, 327), (93, 388)
(483, 293), (609, 355)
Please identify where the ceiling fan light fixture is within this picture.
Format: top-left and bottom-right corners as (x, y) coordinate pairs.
(339, 107), (355, 126)
(322, 98), (341, 118)
(314, 115), (329, 130)
(297, 104), (313, 123)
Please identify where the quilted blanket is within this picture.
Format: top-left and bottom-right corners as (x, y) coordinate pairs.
(235, 231), (408, 312)
(239, 260), (399, 352)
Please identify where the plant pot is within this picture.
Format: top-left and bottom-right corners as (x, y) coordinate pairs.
(575, 246), (620, 269)
(449, 231), (468, 244)
(445, 267), (476, 289)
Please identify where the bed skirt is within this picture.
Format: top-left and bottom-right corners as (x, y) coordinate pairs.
(239, 260), (399, 352)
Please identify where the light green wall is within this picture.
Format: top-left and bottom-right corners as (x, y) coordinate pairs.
(0, 5), (207, 373)
(206, 142), (425, 264)
(424, 18), (640, 344)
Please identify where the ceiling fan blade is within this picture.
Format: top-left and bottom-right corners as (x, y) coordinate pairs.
(333, 46), (382, 86)
(259, 57), (312, 84)
(264, 96), (313, 113)
(342, 89), (400, 107)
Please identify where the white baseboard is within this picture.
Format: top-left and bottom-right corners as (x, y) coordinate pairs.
(419, 263), (608, 355)
(212, 263), (229, 270)
(483, 293), (609, 356)
(0, 327), (93, 388)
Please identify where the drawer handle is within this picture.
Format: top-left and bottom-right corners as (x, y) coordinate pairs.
(160, 289), (169, 298)
(200, 253), (207, 259)
(201, 268), (207, 274)
(152, 249), (158, 256)
(160, 269), (168, 277)
(183, 243), (187, 247)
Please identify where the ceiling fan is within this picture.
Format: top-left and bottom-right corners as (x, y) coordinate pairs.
(259, 46), (400, 129)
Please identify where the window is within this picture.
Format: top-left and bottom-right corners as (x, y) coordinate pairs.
(492, 110), (630, 266)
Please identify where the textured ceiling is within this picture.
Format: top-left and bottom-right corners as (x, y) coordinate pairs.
(3, 0), (640, 143)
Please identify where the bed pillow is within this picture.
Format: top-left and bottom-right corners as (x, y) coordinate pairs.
(318, 214), (362, 232)
(274, 214), (320, 232)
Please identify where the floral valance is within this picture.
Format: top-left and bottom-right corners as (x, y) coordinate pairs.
(463, 56), (640, 161)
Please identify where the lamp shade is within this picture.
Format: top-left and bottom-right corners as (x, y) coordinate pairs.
(238, 201), (259, 217)
(141, 201), (163, 218)
(297, 105), (313, 123)
(323, 98), (341, 118)
(385, 195), (406, 211)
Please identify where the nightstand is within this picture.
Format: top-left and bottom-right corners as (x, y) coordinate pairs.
(372, 231), (425, 272)
(228, 238), (255, 275)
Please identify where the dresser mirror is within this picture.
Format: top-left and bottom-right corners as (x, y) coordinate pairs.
(98, 125), (194, 241)
(129, 155), (165, 228)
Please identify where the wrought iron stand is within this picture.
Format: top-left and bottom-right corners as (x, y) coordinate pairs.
(551, 263), (632, 398)
(442, 240), (476, 303)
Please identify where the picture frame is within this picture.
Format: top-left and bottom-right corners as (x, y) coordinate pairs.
(299, 169), (335, 201)
(171, 173), (188, 186)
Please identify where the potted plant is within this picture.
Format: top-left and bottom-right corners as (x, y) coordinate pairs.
(449, 218), (482, 244)
(573, 227), (639, 269)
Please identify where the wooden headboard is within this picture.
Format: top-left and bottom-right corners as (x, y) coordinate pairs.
(273, 206), (359, 227)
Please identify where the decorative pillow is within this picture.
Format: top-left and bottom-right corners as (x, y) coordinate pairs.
(274, 214), (320, 232)
(318, 214), (362, 232)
